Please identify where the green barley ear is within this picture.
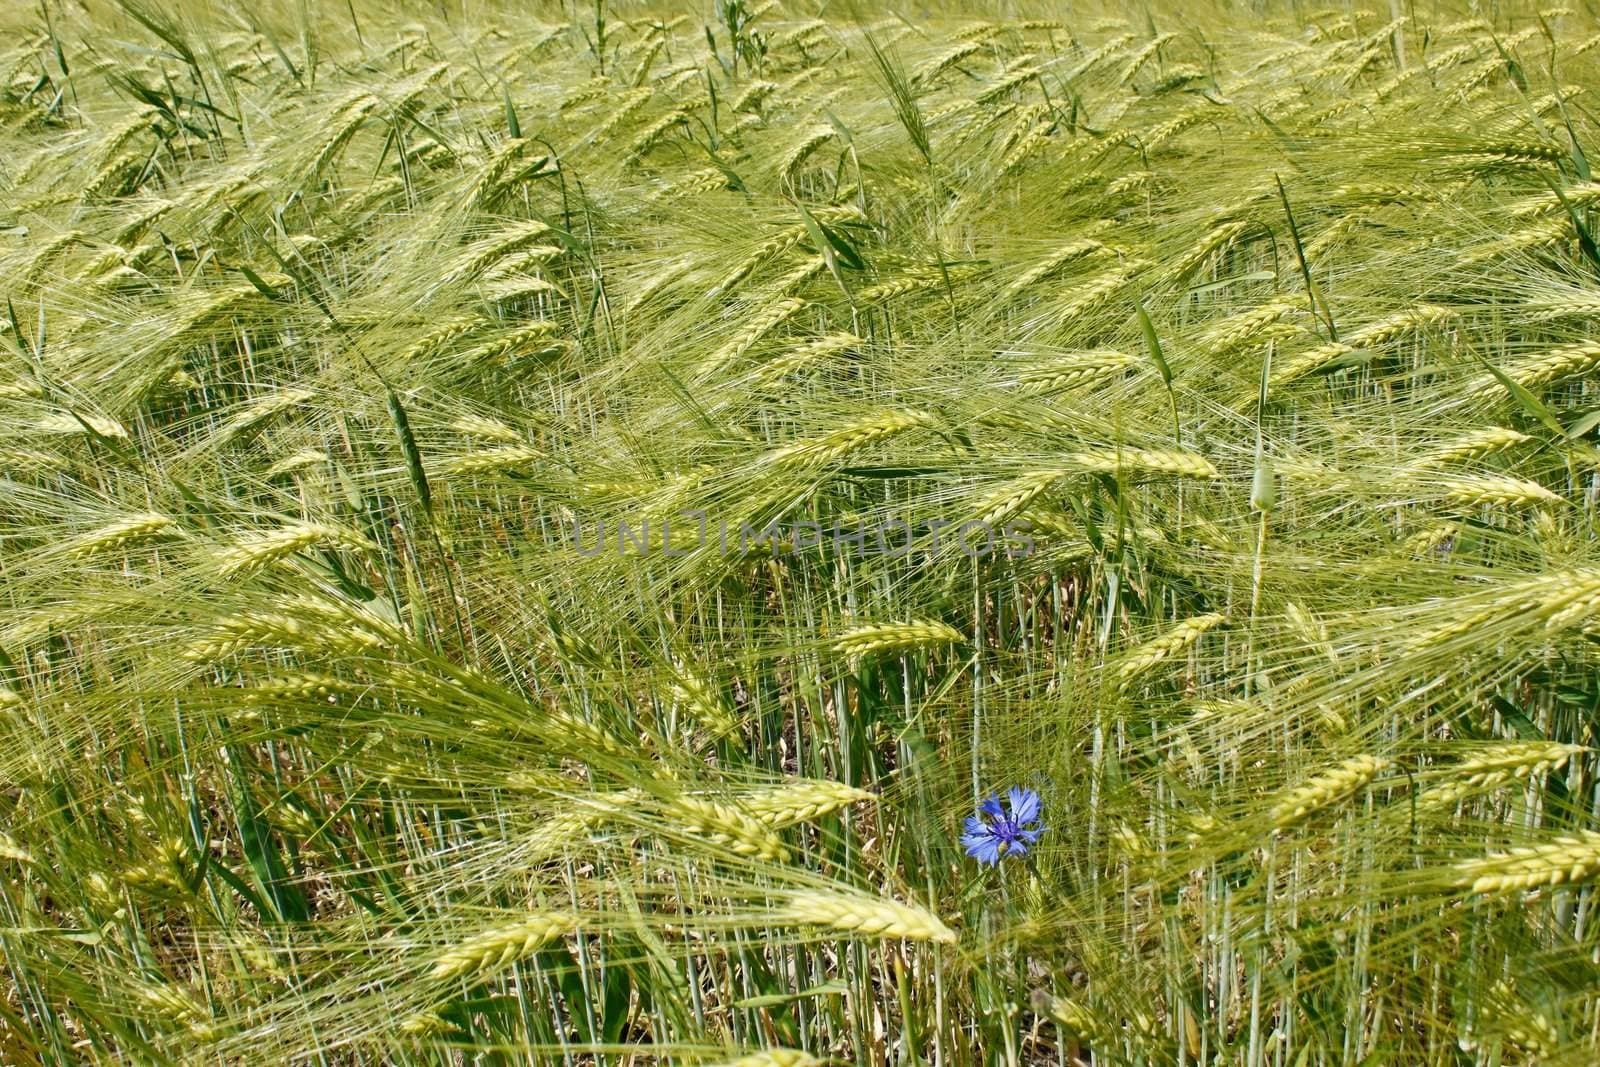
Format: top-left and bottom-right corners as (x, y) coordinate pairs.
(211, 522), (376, 579)
(1411, 427), (1531, 468)
(864, 33), (931, 164)
(761, 331), (861, 378)
(1270, 755), (1389, 830)
(666, 661), (740, 738)
(62, 512), (179, 557)
(1034, 991), (1109, 1043)
(1017, 349), (1138, 391)
(777, 126), (834, 187)
(429, 912), (580, 981)
(967, 472), (1064, 528)
(706, 1052), (822, 1067)
(777, 890), (957, 944)
(833, 620), (963, 658)
(1438, 474), (1563, 509)
(1420, 742), (1583, 810)
(398, 1009), (461, 1037)
(1453, 831), (1600, 895)
(1064, 448), (1219, 480)
(1116, 613), (1226, 686)
(739, 778), (873, 827)
(666, 795), (789, 860)
(766, 409), (939, 469)
(697, 297), (807, 375)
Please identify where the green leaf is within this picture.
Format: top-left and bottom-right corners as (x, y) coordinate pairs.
(1275, 173), (1338, 341)
(1471, 351), (1569, 438)
(1554, 86), (1592, 181)
(1564, 408), (1600, 438)
(386, 386), (434, 519)
(1488, 696), (1543, 741)
(1135, 303), (1172, 387)
(234, 265), (283, 301)
(503, 85), (521, 139)
(1542, 172), (1600, 272)
(796, 202), (855, 300)
(818, 221), (865, 270)
(227, 749), (310, 922)
(734, 980), (849, 1009)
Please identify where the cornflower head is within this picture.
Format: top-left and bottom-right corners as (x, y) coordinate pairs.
(962, 787), (1044, 865)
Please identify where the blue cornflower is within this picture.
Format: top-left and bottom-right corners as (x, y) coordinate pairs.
(961, 787), (1044, 866)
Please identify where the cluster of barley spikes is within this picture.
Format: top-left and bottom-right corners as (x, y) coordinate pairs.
(8, 0), (1600, 1063)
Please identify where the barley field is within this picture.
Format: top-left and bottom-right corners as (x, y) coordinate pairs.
(4, 0), (1600, 1063)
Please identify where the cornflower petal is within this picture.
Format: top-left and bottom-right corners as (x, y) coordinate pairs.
(1008, 787), (1041, 827)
